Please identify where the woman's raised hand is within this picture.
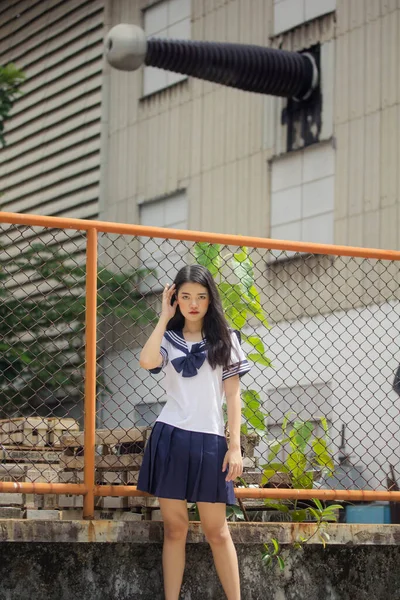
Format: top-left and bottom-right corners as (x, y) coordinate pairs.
(160, 283), (177, 322)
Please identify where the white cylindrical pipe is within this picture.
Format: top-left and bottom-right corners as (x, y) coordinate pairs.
(105, 24), (147, 72)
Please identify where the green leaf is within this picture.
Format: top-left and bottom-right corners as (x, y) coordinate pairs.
(264, 502), (290, 513)
(312, 498), (324, 512)
(247, 353), (272, 367)
(193, 243), (221, 276)
(232, 247), (254, 294)
(241, 334), (265, 354)
(271, 538), (279, 554)
(287, 451), (307, 480)
(289, 421), (314, 452)
(291, 509), (308, 522)
(277, 556), (285, 571)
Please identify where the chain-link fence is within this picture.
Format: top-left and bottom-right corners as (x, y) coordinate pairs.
(1, 213), (400, 520)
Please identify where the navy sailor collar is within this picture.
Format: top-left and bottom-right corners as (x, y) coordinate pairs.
(165, 329), (207, 354)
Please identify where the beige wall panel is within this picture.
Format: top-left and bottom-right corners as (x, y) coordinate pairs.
(381, 12), (399, 108)
(212, 87), (227, 168)
(0, 172), (100, 214)
(334, 32), (349, 124)
(23, 186), (100, 218)
(1, 105), (101, 164)
(2, 18), (103, 80)
(0, 0), (60, 40)
(349, 0), (365, 30)
(1, 154), (100, 205)
(363, 111), (381, 213)
(214, 2), (227, 42)
(223, 160), (238, 234)
(347, 213), (363, 247)
(365, 0), (381, 21)
(380, 105), (398, 208)
(16, 25), (103, 82)
(364, 19), (381, 115)
(188, 174), (202, 230)
(201, 91), (215, 172)
(3, 92), (101, 146)
(191, 96), (204, 176)
(116, 71), (131, 132)
(348, 117), (365, 217)
(224, 89), (240, 164)
(7, 72), (102, 133)
(225, 0), (240, 43)
(1, 122), (101, 177)
(363, 209), (380, 249)
(237, 92), (251, 160)
(116, 127), (129, 203)
(334, 121), (349, 220)
(12, 63), (102, 119)
(16, 45), (104, 100)
(0, 138), (100, 190)
(380, 205), (398, 251)
(126, 123), (138, 208)
(166, 105), (181, 192)
(334, 217), (349, 246)
(193, 0), (205, 20)
(135, 120), (147, 198)
(381, 0), (398, 15)
(1, 0), (98, 57)
(236, 157), (251, 234)
(349, 26), (365, 119)
(249, 95), (264, 155)
(178, 100), (192, 182)
(271, 13), (335, 52)
(248, 152), (268, 238)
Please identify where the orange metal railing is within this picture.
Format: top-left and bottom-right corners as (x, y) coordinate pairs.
(1, 210), (400, 519)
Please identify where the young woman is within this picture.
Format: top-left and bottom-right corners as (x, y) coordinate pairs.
(137, 264), (251, 600)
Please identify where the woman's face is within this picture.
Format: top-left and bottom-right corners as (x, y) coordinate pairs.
(177, 282), (210, 323)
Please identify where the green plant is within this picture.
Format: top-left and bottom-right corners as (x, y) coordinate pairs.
(193, 243), (271, 434)
(0, 244), (156, 416)
(262, 499), (343, 570)
(0, 64), (25, 146)
(262, 414), (335, 490)
(188, 503), (245, 521)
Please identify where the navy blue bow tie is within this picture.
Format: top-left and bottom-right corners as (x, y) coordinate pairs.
(171, 343), (206, 377)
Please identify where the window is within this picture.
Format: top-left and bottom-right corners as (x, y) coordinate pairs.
(270, 143), (334, 255)
(135, 401), (166, 427)
(139, 190), (189, 292)
(143, 0), (191, 96)
(273, 0), (336, 35)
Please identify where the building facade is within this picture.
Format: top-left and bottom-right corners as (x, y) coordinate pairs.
(1, 0), (400, 488)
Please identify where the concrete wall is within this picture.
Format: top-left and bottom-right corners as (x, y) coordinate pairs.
(0, 521), (400, 600)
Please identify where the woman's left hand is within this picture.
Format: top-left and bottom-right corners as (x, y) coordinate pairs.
(222, 447), (243, 482)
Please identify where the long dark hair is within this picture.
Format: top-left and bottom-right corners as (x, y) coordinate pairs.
(167, 264), (233, 369)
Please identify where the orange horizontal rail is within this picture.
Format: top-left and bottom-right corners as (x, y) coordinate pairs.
(94, 485), (400, 503)
(0, 482), (87, 495)
(1, 210), (400, 261)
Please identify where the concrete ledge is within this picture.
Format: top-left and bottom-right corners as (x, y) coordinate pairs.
(1, 519), (400, 545)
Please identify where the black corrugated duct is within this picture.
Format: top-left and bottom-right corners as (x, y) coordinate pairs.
(145, 38), (317, 99)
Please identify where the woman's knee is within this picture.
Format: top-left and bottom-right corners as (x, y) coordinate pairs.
(163, 516), (189, 541)
(203, 522), (231, 546)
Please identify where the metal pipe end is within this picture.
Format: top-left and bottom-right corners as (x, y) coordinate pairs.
(105, 24), (147, 72)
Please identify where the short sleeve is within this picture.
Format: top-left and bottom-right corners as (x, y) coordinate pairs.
(148, 338), (169, 374)
(222, 330), (251, 381)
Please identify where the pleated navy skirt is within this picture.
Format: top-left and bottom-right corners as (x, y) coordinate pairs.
(137, 421), (236, 505)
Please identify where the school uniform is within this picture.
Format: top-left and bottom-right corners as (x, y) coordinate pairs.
(137, 329), (251, 505)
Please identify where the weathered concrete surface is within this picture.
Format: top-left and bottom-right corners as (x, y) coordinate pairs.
(1, 519), (400, 545)
(0, 522), (399, 599)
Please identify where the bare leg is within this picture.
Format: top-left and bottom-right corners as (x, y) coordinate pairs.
(158, 498), (189, 600)
(197, 502), (240, 600)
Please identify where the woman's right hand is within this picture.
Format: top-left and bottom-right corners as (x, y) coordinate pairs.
(160, 283), (177, 322)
